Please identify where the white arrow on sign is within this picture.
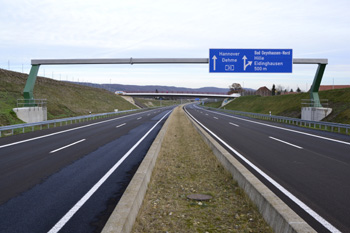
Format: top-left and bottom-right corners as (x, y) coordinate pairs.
(242, 55), (252, 71)
(212, 55), (217, 71)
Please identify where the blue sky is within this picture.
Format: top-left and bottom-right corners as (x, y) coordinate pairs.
(1, 0), (349, 91)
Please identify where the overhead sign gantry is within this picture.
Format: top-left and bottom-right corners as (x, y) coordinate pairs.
(23, 53), (328, 107)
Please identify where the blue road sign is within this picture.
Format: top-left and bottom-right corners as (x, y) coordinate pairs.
(209, 49), (293, 73)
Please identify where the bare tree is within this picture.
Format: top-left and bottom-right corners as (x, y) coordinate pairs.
(228, 83), (242, 94)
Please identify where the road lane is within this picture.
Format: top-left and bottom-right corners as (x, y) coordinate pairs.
(185, 104), (350, 232)
(0, 107), (174, 233)
(0, 108), (167, 204)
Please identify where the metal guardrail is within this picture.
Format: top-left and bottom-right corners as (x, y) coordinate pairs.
(202, 106), (350, 135)
(16, 99), (47, 108)
(0, 109), (141, 137)
(301, 99), (328, 108)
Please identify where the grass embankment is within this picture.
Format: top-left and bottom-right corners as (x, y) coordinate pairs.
(134, 98), (183, 108)
(132, 106), (272, 233)
(0, 68), (137, 126)
(206, 89), (350, 124)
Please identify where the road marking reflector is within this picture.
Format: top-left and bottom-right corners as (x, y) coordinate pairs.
(50, 139), (86, 154)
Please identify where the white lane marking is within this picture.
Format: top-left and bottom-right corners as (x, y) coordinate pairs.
(0, 110), (155, 149)
(185, 108), (340, 233)
(147, 114), (150, 116)
(213, 117), (218, 120)
(206, 109), (350, 146)
(50, 139), (86, 154)
(269, 136), (303, 149)
(205, 114), (208, 116)
(48, 110), (172, 233)
(116, 123), (126, 128)
(229, 122), (239, 127)
(137, 117), (142, 120)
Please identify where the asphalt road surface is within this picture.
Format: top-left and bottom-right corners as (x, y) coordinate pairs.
(0, 107), (174, 233)
(185, 104), (350, 233)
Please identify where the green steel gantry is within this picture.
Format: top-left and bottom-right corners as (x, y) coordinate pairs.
(22, 58), (328, 107)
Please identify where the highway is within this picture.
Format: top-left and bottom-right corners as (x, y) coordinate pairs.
(0, 107), (174, 233)
(185, 104), (350, 233)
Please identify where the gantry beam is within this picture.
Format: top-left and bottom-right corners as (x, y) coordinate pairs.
(24, 58), (328, 107)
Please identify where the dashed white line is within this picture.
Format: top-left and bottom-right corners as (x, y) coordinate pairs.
(185, 108), (340, 233)
(116, 123), (126, 128)
(229, 122), (239, 127)
(206, 109), (350, 146)
(47, 110), (172, 233)
(0, 110), (152, 149)
(50, 139), (86, 154)
(137, 117), (142, 120)
(213, 117), (218, 120)
(269, 136), (303, 149)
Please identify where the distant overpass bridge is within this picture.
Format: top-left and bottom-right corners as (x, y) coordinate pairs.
(120, 91), (240, 98)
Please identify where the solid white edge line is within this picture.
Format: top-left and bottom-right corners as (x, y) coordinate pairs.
(0, 109), (158, 149)
(229, 122), (239, 127)
(50, 139), (86, 154)
(205, 108), (350, 146)
(116, 123), (126, 128)
(47, 110), (172, 233)
(184, 106), (340, 233)
(269, 136), (303, 149)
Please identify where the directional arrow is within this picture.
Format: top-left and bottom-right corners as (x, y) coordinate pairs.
(212, 55), (217, 71)
(242, 55), (252, 71)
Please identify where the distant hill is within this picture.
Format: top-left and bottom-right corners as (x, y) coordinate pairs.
(74, 82), (232, 94)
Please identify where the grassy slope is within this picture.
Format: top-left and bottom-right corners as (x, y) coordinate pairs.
(0, 69), (137, 126)
(134, 98), (182, 108)
(206, 89), (350, 124)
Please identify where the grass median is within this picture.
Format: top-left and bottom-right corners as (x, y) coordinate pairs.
(132, 106), (272, 232)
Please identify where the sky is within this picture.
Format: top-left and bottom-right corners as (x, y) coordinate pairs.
(1, 0), (349, 91)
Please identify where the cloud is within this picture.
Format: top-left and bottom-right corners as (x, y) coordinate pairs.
(0, 0), (349, 89)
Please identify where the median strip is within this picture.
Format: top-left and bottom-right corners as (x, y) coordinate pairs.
(104, 106), (273, 232)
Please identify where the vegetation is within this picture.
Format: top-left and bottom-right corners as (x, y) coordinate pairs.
(206, 89), (350, 124)
(0, 69), (137, 126)
(132, 106), (273, 233)
(134, 97), (183, 108)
